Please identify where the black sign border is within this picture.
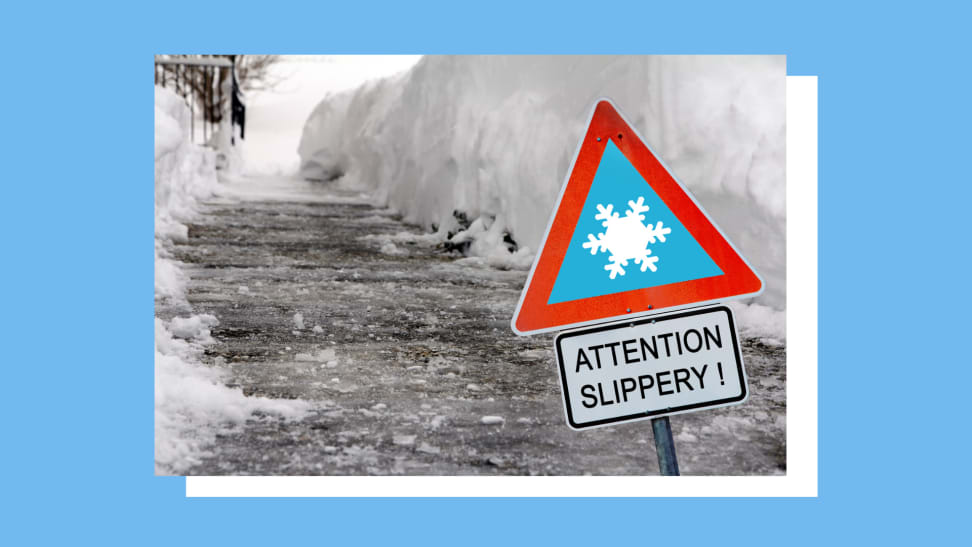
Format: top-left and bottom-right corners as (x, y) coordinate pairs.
(554, 305), (747, 430)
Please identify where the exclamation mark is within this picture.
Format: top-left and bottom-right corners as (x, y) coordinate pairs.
(717, 362), (725, 385)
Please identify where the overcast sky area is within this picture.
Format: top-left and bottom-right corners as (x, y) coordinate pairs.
(242, 55), (423, 174)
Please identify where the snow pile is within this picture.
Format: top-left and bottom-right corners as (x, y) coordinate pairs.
(446, 214), (533, 270)
(299, 56), (786, 339)
(727, 301), (787, 346)
(155, 86), (221, 243)
(155, 85), (221, 301)
(167, 313), (219, 342)
(155, 318), (308, 474)
(155, 86), (308, 474)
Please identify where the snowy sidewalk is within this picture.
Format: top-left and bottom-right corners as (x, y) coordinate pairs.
(158, 175), (786, 475)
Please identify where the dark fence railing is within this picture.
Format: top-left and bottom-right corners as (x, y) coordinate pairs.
(154, 55), (245, 146)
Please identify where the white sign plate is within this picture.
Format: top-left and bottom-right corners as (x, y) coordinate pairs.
(554, 305), (748, 429)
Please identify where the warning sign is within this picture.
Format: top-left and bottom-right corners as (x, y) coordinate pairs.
(511, 99), (762, 335)
(554, 305), (747, 430)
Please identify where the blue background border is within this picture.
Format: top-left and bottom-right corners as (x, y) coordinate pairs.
(2, 0), (968, 544)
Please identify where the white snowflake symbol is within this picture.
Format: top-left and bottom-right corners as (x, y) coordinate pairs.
(582, 196), (673, 279)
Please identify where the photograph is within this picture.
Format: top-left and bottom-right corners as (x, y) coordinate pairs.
(154, 54), (786, 476)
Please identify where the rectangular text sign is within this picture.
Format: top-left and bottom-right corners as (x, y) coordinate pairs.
(554, 305), (747, 429)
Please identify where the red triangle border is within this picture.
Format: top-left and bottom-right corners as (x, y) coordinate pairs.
(511, 99), (763, 335)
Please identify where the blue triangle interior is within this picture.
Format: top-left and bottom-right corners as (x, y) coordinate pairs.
(547, 140), (723, 305)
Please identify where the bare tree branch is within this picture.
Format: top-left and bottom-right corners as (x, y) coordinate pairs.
(155, 54), (282, 123)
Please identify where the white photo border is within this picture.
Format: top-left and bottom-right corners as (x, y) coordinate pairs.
(186, 75), (818, 498)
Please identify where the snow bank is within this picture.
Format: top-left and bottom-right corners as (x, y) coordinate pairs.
(155, 86), (221, 301)
(155, 318), (308, 474)
(155, 87), (220, 247)
(155, 86), (308, 474)
(727, 301), (786, 346)
(298, 56), (787, 334)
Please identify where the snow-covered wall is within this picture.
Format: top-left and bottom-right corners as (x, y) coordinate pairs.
(298, 56), (786, 311)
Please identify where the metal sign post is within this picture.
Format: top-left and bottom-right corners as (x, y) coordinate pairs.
(651, 416), (679, 476)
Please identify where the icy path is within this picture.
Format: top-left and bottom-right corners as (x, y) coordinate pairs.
(158, 175), (785, 475)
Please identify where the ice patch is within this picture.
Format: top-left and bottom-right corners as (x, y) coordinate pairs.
(517, 348), (550, 361)
(361, 230), (446, 248)
(676, 431), (698, 443)
(379, 241), (406, 256)
(295, 347), (338, 362)
(392, 434), (416, 446)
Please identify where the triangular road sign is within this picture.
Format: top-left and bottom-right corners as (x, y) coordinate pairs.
(511, 99), (763, 335)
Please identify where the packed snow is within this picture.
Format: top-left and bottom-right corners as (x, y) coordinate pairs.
(154, 85), (308, 474)
(154, 88), (221, 245)
(298, 56), (786, 341)
(155, 318), (308, 474)
(167, 313), (218, 342)
(155, 85), (221, 302)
